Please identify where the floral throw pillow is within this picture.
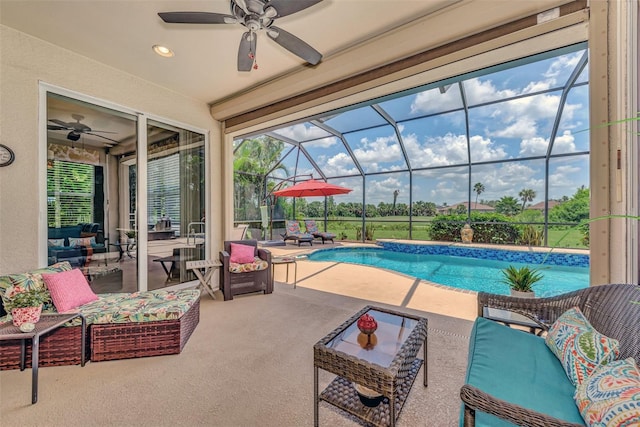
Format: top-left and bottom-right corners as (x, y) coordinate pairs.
(69, 236), (96, 247)
(574, 358), (640, 426)
(0, 261), (72, 313)
(545, 306), (620, 386)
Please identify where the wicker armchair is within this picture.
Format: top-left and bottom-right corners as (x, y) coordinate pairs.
(461, 284), (640, 427)
(219, 240), (272, 301)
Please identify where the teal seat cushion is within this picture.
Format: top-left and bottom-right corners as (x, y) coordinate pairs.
(460, 317), (585, 427)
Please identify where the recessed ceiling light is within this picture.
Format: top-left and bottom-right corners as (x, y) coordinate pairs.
(153, 45), (174, 58)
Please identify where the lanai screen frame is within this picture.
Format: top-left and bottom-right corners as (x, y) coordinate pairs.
(233, 42), (590, 247)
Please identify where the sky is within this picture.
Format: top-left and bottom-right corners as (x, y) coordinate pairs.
(248, 45), (589, 207)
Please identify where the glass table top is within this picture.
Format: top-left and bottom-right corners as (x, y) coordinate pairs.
(323, 309), (419, 368)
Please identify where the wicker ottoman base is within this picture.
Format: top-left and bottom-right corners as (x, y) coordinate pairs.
(319, 358), (423, 427)
(90, 299), (200, 362)
(0, 325), (85, 370)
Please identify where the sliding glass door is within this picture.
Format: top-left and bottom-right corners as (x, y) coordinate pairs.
(45, 88), (207, 293)
(146, 119), (206, 289)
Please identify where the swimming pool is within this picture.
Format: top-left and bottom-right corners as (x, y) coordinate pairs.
(307, 245), (589, 297)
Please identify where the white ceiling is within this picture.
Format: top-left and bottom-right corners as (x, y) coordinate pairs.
(0, 0), (457, 105)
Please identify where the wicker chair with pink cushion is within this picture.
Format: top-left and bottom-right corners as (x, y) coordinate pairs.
(219, 240), (272, 301)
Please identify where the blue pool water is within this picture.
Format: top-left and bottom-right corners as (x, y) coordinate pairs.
(307, 246), (589, 297)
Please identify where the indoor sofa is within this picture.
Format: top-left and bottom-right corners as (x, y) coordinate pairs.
(460, 284), (640, 427)
(48, 223), (107, 267)
(0, 262), (200, 369)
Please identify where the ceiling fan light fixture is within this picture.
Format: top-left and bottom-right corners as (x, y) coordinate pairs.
(264, 6), (277, 18)
(67, 131), (81, 142)
(152, 44), (174, 57)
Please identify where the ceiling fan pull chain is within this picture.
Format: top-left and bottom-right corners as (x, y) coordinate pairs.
(251, 31), (258, 70)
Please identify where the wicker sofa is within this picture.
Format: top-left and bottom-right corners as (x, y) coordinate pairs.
(0, 263), (200, 369)
(460, 284), (640, 427)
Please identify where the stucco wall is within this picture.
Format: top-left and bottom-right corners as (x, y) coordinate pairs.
(0, 25), (222, 274)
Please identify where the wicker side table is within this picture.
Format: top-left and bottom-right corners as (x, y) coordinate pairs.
(313, 306), (428, 427)
(0, 313), (86, 404)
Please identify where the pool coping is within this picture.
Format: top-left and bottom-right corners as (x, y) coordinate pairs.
(375, 239), (589, 268)
(375, 239), (589, 255)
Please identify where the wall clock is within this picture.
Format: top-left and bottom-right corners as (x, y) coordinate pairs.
(0, 144), (15, 167)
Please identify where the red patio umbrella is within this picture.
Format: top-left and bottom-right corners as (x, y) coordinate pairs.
(272, 179), (352, 198)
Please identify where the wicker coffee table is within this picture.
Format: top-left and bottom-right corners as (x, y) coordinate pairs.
(313, 306), (428, 427)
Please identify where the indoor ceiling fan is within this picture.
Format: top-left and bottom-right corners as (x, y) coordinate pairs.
(47, 114), (120, 145)
(158, 0), (323, 71)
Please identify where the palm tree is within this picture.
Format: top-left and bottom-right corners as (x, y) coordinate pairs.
(518, 188), (536, 212)
(392, 189), (400, 216)
(234, 136), (288, 219)
(473, 183), (485, 206)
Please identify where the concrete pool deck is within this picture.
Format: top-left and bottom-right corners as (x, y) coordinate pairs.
(267, 241), (479, 321)
(266, 239), (589, 322)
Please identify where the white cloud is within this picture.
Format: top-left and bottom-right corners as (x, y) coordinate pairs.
(366, 176), (408, 204)
(410, 86), (463, 115)
(519, 131), (577, 156)
(464, 78), (517, 105)
(490, 118), (538, 139)
(468, 163), (543, 202)
(352, 134), (404, 172)
(468, 135), (509, 162)
(544, 52), (582, 81)
(303, 136), (338, 149)
(321, 152), (360, 176)
(274, 124), (331, 142)
(519, 136), (548, 156)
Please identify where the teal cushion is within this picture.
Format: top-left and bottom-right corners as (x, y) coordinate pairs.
(461, 317), (585, 426)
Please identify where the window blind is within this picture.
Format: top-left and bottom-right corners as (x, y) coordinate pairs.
(47, 160), (95, 227)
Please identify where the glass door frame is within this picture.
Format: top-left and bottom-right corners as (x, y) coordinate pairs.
(38, 82), (210, 292)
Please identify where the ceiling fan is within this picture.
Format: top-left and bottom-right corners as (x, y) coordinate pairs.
(48, 114), (120, 145)
(158, 0), (323, 72)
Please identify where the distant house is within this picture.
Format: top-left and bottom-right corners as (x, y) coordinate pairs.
(437, 202), (495, 215)
(528, 200), (561, 212)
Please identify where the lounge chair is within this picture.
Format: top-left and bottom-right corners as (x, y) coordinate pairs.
(304, 219), (336, 244)
(282, 220), (313, 246)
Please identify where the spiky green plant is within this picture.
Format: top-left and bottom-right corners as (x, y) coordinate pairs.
(4, 288), (51, 311)
(500, 265), (543, 292)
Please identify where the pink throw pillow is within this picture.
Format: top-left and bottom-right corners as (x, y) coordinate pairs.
(229, 243), (255, 264)
(42, 269), (98, 312)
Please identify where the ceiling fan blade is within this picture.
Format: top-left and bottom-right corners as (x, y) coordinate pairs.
(237, 32), (254, 72)
(85, 132), (122, 145)
(235, 0), (251, 15)
(158, 12), (236, 24)
(266, 26), (322, 65)
(48, 125), (69, 131)
(88, 129), (118, 134)
(49, 119), (71, 127)
(264, 0), (323, 18)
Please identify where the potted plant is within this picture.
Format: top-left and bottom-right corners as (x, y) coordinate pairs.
(500, 265), (543, 298)
(4, 288), (51, 327)
(125, 230), (136, 244)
